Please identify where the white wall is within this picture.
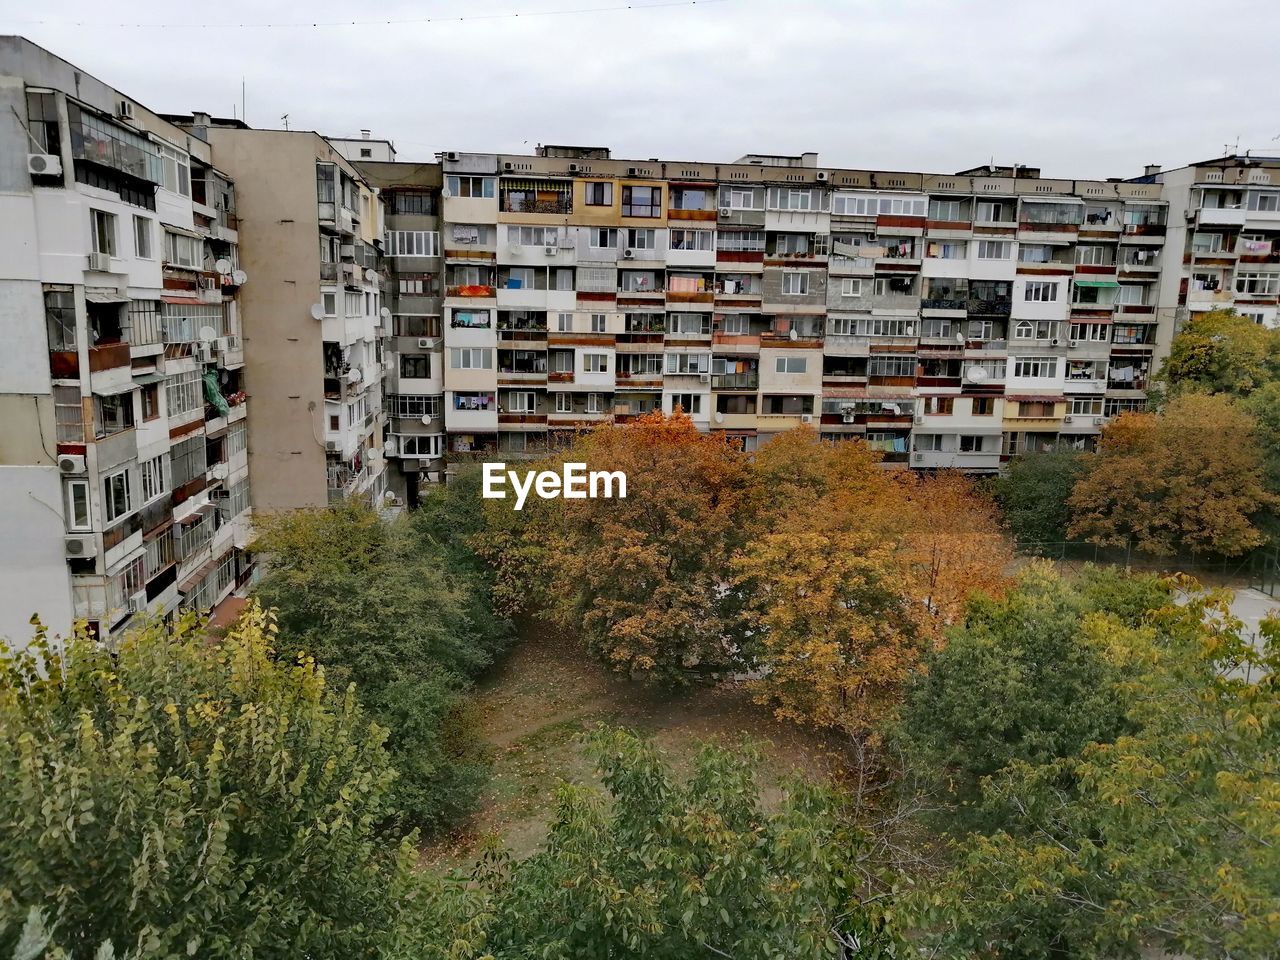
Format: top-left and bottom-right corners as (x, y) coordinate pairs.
(0, 467), (74, 647)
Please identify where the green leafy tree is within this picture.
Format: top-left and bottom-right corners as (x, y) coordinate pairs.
(0, 605), (422, 959)
(252, 502), (512, 829)
(918, 585), (1280, 960)
(1154, 308), (1280, 399)
(427, 728), (898, 959)
(992, 450), (1087, 544)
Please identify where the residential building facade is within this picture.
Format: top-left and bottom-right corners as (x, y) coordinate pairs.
(0, 37), (254, 647)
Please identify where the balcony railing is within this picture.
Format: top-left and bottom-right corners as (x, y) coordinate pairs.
(712, 373), (759, 390)
(502, 197), (573, 215)
(967, 297), (1012, 317)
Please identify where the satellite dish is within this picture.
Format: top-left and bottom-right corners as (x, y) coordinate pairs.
(364, 268), (377, 282)
(346, 368), (362, 384)
(310, 303), (325, 320)
(420, 414), (433, 427)
(232, 270), (248, 285)
(383, 489), (397, 502)
(383, 440), (396, 457)
(197, 325), (218, 343)
(789, 328), (798, 341)
(380, 306), (391, 319)
(966, 367), (989, 383)
(714, 412), (724, 424)
(214, 258), (232, 275)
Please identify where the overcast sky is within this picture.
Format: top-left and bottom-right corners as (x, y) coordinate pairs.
(5, 0), (1280, 179)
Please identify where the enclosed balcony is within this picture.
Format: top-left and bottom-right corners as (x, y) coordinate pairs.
(500, 179), (573, 215)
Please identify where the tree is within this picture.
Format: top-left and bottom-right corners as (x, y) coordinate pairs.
(897, 563), (1169, 816)
(1068, 393), (1275, 556)
(918, 585), (1280, 960)
(430, 728), (899, 959)
(482, 412), (749, 682)
(0, 605), (422, 960)
(252, 502), (512, 829)
(992, 449), (1087, 544)
(1154, 308), (1280, 399)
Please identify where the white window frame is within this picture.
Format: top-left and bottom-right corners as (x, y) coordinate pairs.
(774, 356), (807, 374)
(102, 467), (134, 524)
(782, 271), (810, 295)
(64, 478), (91, 531)
(977, 240), (1012, 260)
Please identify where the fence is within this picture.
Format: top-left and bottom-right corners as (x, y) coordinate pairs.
(1015, 539), (1276, 594)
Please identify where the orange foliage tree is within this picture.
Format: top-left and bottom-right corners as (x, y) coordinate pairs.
(1068, 393), (1275, 556)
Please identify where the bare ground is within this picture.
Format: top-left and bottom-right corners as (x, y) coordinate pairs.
(421, 622), (839, 867)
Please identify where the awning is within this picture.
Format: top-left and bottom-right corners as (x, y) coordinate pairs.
(162, 295), (203, 305)
(500, 178), (569, 191)
(85, 291), (129, 304)
(162, 223), (203, 239)
(1006, 395), (1063, 403)
(132, 372), (165, 385)
(1022, 196), (1084, 205)
(90, 379), (138, 396)
(1074, 279), (1119, 288)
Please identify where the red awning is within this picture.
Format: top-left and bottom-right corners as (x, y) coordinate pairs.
(162, 295), (203, 305)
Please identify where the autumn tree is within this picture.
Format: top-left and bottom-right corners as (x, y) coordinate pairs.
(0, 606), (424, 959)
(918, 584), (1280, 960)
(1154, 308), (1280, 399)
(1068, 392), (1275, 556)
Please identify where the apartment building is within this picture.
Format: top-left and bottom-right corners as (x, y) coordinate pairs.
(163, 117), (391, 511)
(0, 37), (254, 647)
(358, 144), (1201, 494)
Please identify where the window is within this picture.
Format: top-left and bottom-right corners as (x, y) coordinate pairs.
(929, 198), (963, 220)
(924, 396), (954, 415)
(550, 350), (573, 373)
(553, 393), (572, 413)
(26, 91), (60, 156)
(318, 291), (337, 318)
(397, 273), (437, 296)
(96, 393), (134, 437)
(958, 435), (986, 453)
(782, 271), (809, 295)
(669, 228), (713, 251)
(166, 370), (202, 419)
(344, 291), (362, 317)
(555, 312), (572, 332)
(169, 435), (206, 488)
(1076, 245), (1111, 266)
(868, 355), (916, 377)
(1191, 232), (1224, 254)
(44, 289), (77, 351)
(1023, 281), (1059, 302)
(621, 185), (661, 217)
(666, 353), (710, 375)
(669, 393), (703, 414)
(451, 309), (491, 329)
(1070, 397), (1104, 416)
(445, 175), (495, 198)
(508, 225), (560, 247)
(840, 278), (863, 297)
(90, 209), (116, 257)
(1235, 272), (1280, 296)
(626, 228), (657, 250)
(775, 234), (811, 256)
(967, 319), (995, 341)
(584, 182), (612, 205)
(449, 347), (492, 369)
(227, 421), (247, 458)
(1014, 320), (1057, 340)
(385, 231), (439, 257)
(977, 240), (1011, 259)
(103, 468), (133, 524)
(159, 145), (190, 197)
(972, 397), (995, 416)
(591, 313), (607, 332)
(1012, 356), (1059, 378)
(720, 315), (750, 335)
(1114, 284), (1146, 305)
(926, 240), (968, 259)
(506, 391), (536, 414)
(139, 454), (168, 503)
(164, 231), (200, 268)
(128, 216), (153, 259)
(583, 353), (608, 373)
(389, 190), (435, 215)
(975, 201), (1014, 222)
(64, 479), (91, 531)
(589, 228), (618, 249)
(914, 434), (943, 452)
(586, 393), (605, 414)
(1069, 322), (1109, 342)
(874, 276), (915, 296)
(722, 187), (759, 210)
(831, 194), (927, 217)
(400, 355), (431, 378)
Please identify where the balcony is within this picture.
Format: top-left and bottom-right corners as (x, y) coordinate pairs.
(967, 297), (1012, 318)
(88, 341), (131, 373)
(711, 372), (759, 390)
(446, 285), (496, 298)
(921, 296), (967, 311)
(1197, 206), (1248, 227)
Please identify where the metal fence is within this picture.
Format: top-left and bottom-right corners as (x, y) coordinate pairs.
(1015, 539), (1276, 594)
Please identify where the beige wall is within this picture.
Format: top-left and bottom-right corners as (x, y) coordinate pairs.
(206, 129), (329, 511)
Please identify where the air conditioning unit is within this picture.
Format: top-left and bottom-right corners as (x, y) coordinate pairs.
(800, 414), (813, 424)
(1068, 339), (1078, 348)
(58, 454), (86, 474)
(127, 591), (148, 614)
(27, 153), (62, 176)
(64, 534), (97, 559)
(627, 167), (639, 176)
(503, 161), (513, 171)
(87, 252), (112, 272)
(544, 246), (557, 256)
(1093, 416), (1105, 425)
(913, 414), (924, 424)
(416, 337), (432, 349)
(719, 207), (732, 217)
(622, 248), (636, 259)
(568, 163), (580, 173)
(325, 440), (340, 452)
(445, 151), (460, 162)
(116, 99), (135, 121)
(1051, 337), (1060, 346)
(1063, 415), (1074, 423)
(699, 372), (711, 383)
(815, 171), (829, 182)
(194, 342), (214, 363)
(339, 243), (355, 258)
(912, 452), (924, 462)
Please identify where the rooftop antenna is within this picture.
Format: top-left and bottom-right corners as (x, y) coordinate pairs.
(281, 113), (290, 131)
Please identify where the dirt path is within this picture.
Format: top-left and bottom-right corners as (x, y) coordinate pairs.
(422, 622), (839, 866)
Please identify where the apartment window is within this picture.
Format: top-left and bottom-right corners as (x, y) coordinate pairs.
(548, 312), (568, 332)
(839, 278), (864, 298)
(722, 187), (759, 210)
(920, 317), (952, 338)
(449, 347), (492, 369)
(621, 185), (661, 217)
(977, 240), (1011, 260)
(226, 421), (247, 458)
(445, 175), (495, 198)
(588, 228), (618, 249)
(385, 231), (440, 258)
(1235, 272), (1280, 296)
(669, 228), (714, 251)
(1114, 284), (1146, 305)
(716, 230), (765, 252)
(590, 313), (607, 333)
(626, 228), (657, 250)
(53, 385), (83, 443)
(26, 91), (60, 156)
(662, 393), (699, 415)
(868, 356), (916, 377)
(1070, 397), (1105, 416)
(1191, 232), (1224, 254)
(389, 189), (435, 215)
(508, 225), (559, 247)
(164, 231), (200, 268)
(666, 353), (710, 374)
(958, 435), (986, 453)
(1073, 283), (1115, 306)
(166, 370), (202, 419)
(926, 240), (967, 259)
(669, 313), (710, 335)
(169, 435), (206, 488)
(506, 391), (536, 414)
(972, 397), (995, 416)
(1014, 320), (1057, 340)
(398, 273), (437, 296)
(584, 182), (613, 205)
(775, 234), (811, 256)
(914, 434), (943, 452)
(967, 319), (995, 341)
(63, 479), (91, 531)
(96, 393), (135, 437)
(90, 209), (116, 257)
(874, 276), (915, 296)
(1012, 356), (1059, 378)
(343, 291), (361, 317)
(924, 396), (954, 415)
(139, 454), (168, 504)
(1018, 244), (1052, 263)
(720, 315), (750, 335)
(1023, 281), (1059, 302)
(400, 355), (431, 378)
(975, 201), (1014, 222)
(129, 216), (153, 259)
(102, 468), (133, 524)
(928, 198), (963, 220)
(782, 271), (810, 295)
(320, 292), (337, 317)
(1076, 245), (1111, 266)
(43, 289), (77, 351)
(1246, 191), (1280, 212)
(586, 393), (605, 414)
(1069, 322), (1110, 342)
(551, 393), (571, 413)
(582, 353), (608, 373)
(159, 145), (190, 197)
